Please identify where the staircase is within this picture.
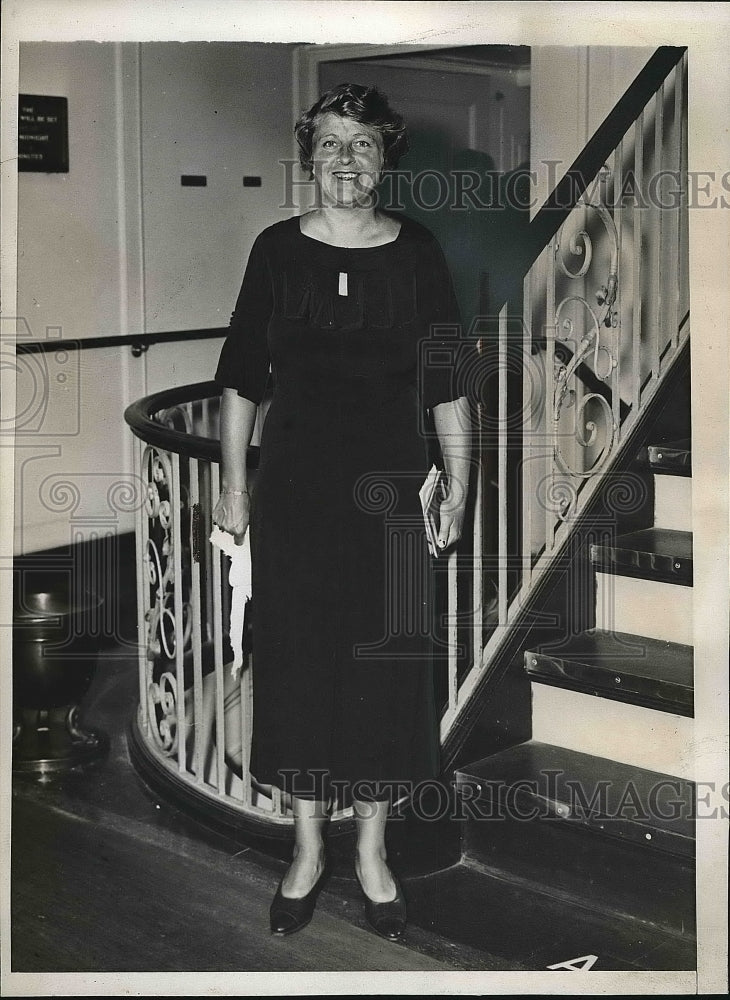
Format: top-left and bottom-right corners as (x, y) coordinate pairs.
(439, 49), (695, 965)
(527, 446), (694, 778)
(122, 49), (698, 974)
(453, 428), (696, 966)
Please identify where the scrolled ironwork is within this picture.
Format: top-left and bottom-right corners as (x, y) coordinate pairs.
(139, 443), (195, 757)
(554, 391), (618, 479)
(555, 227), (593, 278)
(552, 198), (621, 479)
(148, 670), (178, 754)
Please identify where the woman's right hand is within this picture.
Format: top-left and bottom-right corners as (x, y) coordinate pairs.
(212, 490), (250, 545)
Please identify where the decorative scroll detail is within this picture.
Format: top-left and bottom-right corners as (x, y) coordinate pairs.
(141, 444), (192, 757)
(148, 670), (178, 753)
(553, 199), (620, 479)
(555, 226), (593, 278)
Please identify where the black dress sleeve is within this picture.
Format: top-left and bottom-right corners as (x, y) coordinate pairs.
(417, 233), (468, 410)
(214, 232), (273, 405)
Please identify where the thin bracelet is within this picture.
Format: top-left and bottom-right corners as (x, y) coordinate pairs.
(220, 487), (248, 496)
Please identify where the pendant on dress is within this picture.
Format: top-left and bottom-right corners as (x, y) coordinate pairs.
(338, 271), (348, 297)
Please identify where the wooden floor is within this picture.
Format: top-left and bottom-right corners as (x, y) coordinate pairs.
(9, 652), (514, 975)
(11, 795), (480, 974)
(9, 649), (696, 979)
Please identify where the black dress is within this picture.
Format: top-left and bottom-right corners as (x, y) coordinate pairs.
(214, 214), (464, 805)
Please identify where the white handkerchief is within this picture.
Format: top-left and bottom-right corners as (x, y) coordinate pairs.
(209, 525), (252, 678)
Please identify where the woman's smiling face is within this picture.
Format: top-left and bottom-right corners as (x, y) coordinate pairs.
(311, 112), (384, 207)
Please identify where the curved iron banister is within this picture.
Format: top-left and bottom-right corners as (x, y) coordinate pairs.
(124, 380), (259, 469)
(124, 379), (260, 466)
(124, 379), (222, 461)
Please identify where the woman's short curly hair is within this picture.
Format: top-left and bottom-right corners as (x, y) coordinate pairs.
(295, 83), (409, 176)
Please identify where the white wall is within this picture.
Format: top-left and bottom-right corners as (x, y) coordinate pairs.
(530, 46), (654, 215)
(16, 43), (141, 553)
(18, 43), (128, 343)
(139, 42), (295, 334)
(15, 41), (295, 554)
(526, 46), (667, 553)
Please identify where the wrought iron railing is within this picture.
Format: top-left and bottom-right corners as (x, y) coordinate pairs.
(125, 45), (688, 832)
(125, 387), (316, 829)
(441, 45), (689, 739)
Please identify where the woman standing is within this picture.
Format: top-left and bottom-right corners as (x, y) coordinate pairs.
(213, 83), (470, 941)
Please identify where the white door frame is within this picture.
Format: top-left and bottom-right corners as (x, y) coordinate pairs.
(292, 43), (530, 176)
(293, 43), (449, 121)
(291, 44), (445, 211)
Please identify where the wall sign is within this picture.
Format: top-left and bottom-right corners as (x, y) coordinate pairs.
(18, 95), (69, 172)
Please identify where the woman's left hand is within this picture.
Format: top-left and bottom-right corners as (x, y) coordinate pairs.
(437, 480), (467, 551)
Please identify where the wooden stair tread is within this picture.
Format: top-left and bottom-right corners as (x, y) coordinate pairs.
(459, 809), (695, 941)
(402, 862), (696, 969)
(590, 527), (693, 585)
(524, 630), (693, 715)
(647, 437), (692, 475)
(455, 741), (695, 857)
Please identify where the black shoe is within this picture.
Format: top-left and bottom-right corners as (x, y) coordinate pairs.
(357, 867), (407, 942)
(269, 863), (328, 936)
